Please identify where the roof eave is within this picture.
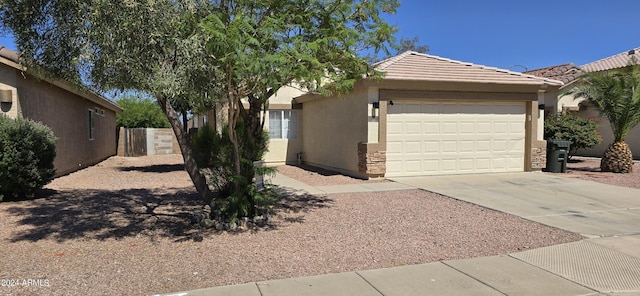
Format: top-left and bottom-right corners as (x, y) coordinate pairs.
(1, 55), (122, 113)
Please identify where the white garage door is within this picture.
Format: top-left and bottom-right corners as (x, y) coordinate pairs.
(386, 101), (526, 177)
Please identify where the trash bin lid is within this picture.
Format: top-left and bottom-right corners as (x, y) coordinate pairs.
(550, 139), (572, 148)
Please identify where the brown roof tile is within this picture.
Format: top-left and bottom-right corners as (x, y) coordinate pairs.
(582, 47), (640, 72)
(524, 63), (583, 84)
(0, 45), (19, 63)
(374, 51), (563, 86)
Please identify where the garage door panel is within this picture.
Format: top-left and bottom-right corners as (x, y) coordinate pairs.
(387, 101), (525, 177)
(405, 160), (422, 172)
(405, 141), (422, 154)
(423, 141), (440, 153)
(442, 141), (458, 153)
(476, 140), (491, 152)
(477, 122), (492, 134)
(459, 140), (475, 152)
(476, 158), (491, 170)
(405, 122), (422, 134)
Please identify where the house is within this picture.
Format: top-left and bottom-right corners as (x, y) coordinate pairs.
(526, 48), (640, 159)
(0, 46), (122, 176)
(289, 51), (563, 178)
(187, 51), (563, 178)
(191, 84), (306, 166)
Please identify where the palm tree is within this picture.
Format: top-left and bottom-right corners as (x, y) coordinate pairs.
(572, 64), (640, 173)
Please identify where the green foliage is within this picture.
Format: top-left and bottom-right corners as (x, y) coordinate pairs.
(0, 116), (57, 201)
(115, 96), (170, 128)
(545, 112), (602, 159)
(1, 0), (399, 215)
(396, 36), (430, 54)
(191, 124), (274, 222)
(571, 64), (640, 143)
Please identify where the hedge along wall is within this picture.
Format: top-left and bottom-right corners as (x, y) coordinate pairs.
(117, 127), (181, 157)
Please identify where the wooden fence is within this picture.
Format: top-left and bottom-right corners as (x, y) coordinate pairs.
(117, 127), (180, 156)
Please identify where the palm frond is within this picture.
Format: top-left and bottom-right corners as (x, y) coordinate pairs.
(573, 64), (640, 142)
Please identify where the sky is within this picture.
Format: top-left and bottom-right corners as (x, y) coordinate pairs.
(1, 0), (639, 72)
(386, 0), (640, 71)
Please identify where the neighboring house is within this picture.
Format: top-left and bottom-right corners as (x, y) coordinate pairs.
(0, 46), (122, 176)
(526, 48), (640, 159)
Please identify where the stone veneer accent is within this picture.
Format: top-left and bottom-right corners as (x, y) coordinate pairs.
(531, 144), (547, 170)
(357, 143), (386, 177)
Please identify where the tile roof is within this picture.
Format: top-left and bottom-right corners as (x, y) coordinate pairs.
(0, 45), (19, 63)
(582, 47), (640, 72)
(524, 63), (584, 84)
(373, 51), (563, 86)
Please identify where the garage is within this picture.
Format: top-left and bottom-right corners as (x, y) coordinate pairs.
(294, 51), (563, 179)
(386, 100), (526, 177)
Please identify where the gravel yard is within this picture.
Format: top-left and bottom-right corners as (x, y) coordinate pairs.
(0, 155), (586, 295)
(556, 156), (640, 189)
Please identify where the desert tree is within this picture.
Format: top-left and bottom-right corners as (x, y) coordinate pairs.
(0, 0), (399, 218)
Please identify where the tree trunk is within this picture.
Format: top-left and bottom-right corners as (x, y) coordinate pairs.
(157, 96), (215, 203)
(228, 96), (242, 177)
(600, 141), (634, 173)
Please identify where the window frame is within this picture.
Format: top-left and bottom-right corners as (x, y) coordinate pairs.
(268, 110), (298, 140)
(88, 109), (95, 140)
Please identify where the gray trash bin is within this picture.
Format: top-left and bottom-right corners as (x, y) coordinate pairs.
(545, 139), (572, 173)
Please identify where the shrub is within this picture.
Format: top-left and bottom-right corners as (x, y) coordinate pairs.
(544, 112), (602, 159)
(0, 116), (57, 201)
(191, 124), (274, 223)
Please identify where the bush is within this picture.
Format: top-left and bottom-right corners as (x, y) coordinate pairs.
(191, 124), (274, 223)
(545, 112), (602, 159)
(0, 116), (57, 201)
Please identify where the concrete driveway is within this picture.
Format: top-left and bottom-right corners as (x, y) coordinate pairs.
(390, 172), (640, 237)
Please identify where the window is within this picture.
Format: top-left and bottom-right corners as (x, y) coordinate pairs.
(88, 109), (95, 140)
(269, 110), (297, 139)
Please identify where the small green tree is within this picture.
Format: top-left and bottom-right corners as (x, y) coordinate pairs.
(0, 116), (57, 201)
(115, 96), (170, 128)
(545, 112), (602, 160)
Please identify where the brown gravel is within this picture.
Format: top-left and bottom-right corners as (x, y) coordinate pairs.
(550, 156), (640, 189)
(276, 164), (385, 186)
(1, 155), (583, 295)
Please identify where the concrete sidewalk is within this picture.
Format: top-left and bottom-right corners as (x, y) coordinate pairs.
(159, 172), (640, 296)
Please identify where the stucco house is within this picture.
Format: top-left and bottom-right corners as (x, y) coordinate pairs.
(290, 51), (563, 178)
(0, 46), (122, 176)
(526, 48), (640, 159)
(233, 51), (560, 178)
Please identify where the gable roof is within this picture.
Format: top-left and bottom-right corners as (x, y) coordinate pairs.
(524, 63), (584, 85)
(373, 51), (563, 86)
(582, 47), (640, 72)
(0, 45), (122, 113)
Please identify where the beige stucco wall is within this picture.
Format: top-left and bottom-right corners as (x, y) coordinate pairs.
(300, 87), (369, 176)
(577, 105), (640, 159)
(8, 69), (118, 176)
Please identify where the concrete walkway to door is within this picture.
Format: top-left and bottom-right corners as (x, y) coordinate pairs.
(391, 172), (640, 238)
